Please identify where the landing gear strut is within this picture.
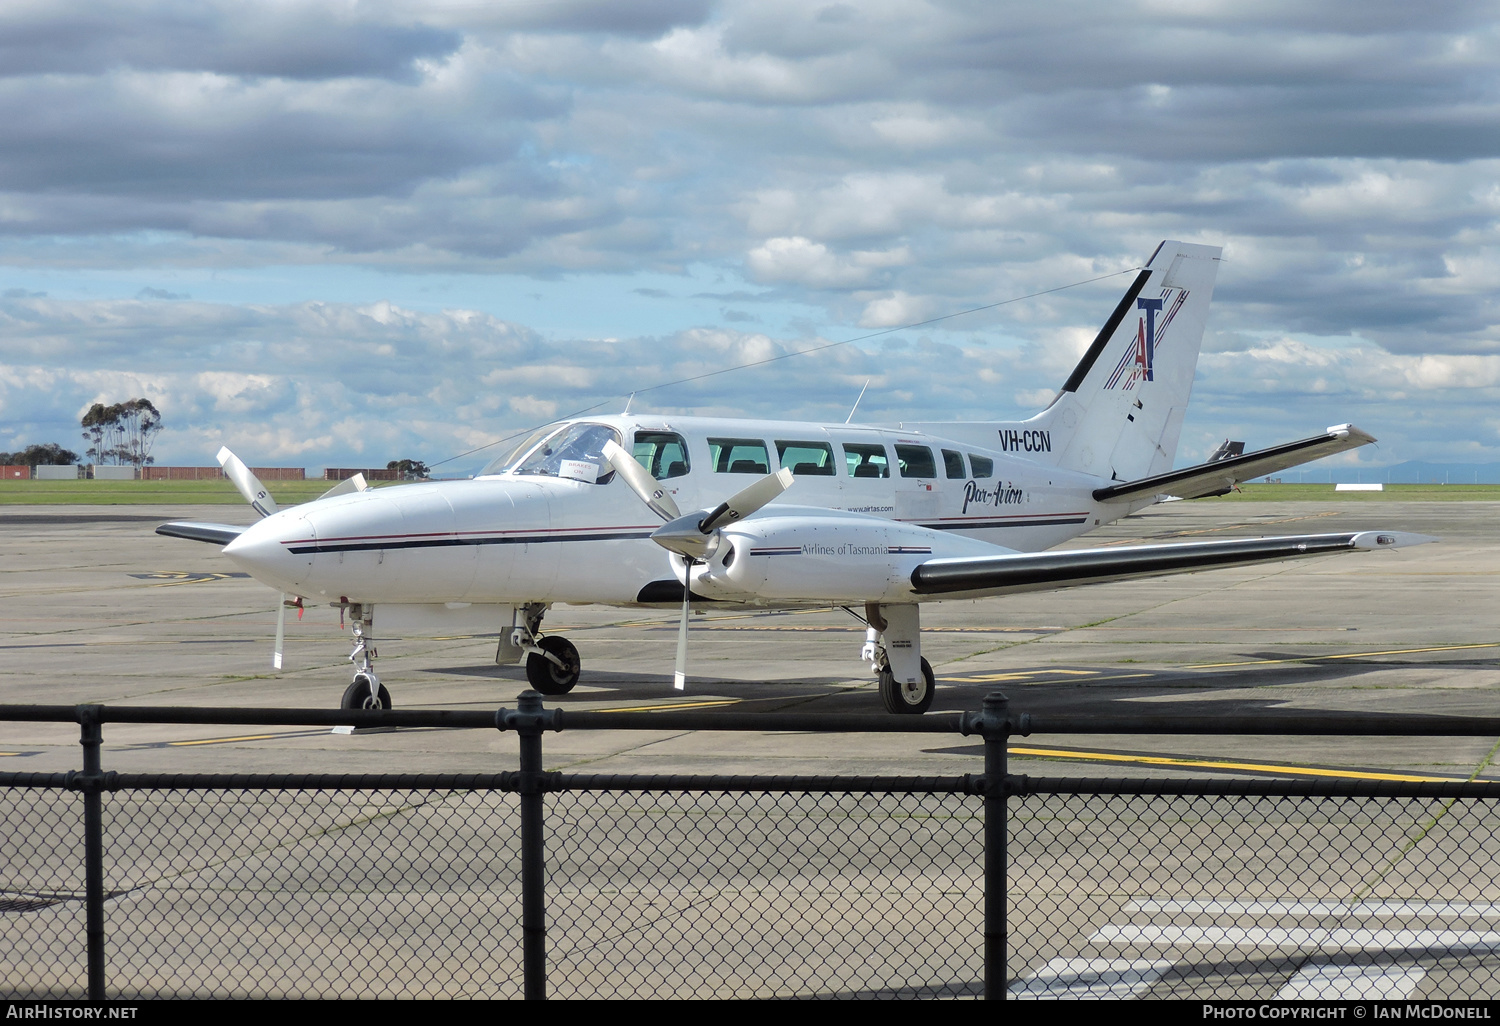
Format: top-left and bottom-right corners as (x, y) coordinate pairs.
(341, 604), (391, 710)
(863, 602), (934, 715)
(510, 603), (582, 695)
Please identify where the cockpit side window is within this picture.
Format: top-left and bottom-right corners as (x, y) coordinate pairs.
(709, 438), (770, 474)
(514, 423), (622, 484)
(633, 431), (691, 481)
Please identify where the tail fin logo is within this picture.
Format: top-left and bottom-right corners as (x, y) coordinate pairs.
(1134, 297), (1162, 382)
(1105, 290), (1186, 390)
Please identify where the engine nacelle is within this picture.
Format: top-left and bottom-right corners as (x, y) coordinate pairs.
(678, 511), (1007, 604)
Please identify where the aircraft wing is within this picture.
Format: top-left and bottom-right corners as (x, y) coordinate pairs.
(156, 522), (246, 546)
(1092, 424), (1377, 503)
(910, 530), (1433, 599)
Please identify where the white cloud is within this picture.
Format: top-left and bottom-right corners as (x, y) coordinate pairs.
(4, 2), (1500, 467)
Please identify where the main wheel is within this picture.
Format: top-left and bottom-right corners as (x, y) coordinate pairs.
(341, 674), (392, 711)
(526, 636), (580, 695)
(879, 657), (935, 715)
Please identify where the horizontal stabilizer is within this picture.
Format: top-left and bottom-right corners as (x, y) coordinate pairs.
(911, 530), (1434, 598)
(1093, 424), (1377, 503)
(155, 521), (246, 546)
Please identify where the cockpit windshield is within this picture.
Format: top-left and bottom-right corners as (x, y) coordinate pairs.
(506, 422), (622, 484)
(478, 424), (563, 477)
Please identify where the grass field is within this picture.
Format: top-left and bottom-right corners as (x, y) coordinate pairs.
(0, 478), (356, 505)
(3, 478), (1499, 506)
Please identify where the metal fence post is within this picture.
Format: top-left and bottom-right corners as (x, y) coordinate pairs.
(75, 705), (106, 1002)
(982, 691), (1009, 1001)
(513, 691), (548, 1000)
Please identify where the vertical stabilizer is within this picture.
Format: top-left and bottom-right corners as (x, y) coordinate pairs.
(1042, 241), (1221, 480)
(904, 240), (1221, 482)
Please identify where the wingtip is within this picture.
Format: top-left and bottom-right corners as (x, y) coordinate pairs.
(1350, 531), (1438, 550)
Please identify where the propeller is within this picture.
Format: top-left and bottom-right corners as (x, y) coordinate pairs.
(317, 473), (369, 500)
(601, 440), (680, 521)
(218, 446), (305, 670)
(274, 596), (305, 670)
(218, 446), (278, 518)
(603, 440), (793, 689)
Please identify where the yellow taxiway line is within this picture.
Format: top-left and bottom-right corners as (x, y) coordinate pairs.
(169, 734), (280, 746)
(604, 699), (742, 713)
(1190, 643), (1500, 669)
(1009, 745), (1457, 783)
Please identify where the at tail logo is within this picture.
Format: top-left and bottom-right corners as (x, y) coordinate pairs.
(1134, 297), (1162, 382)
(1105, 289), (1187, 389)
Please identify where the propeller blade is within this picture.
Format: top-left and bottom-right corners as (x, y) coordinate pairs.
(217, 446), (278, 518)
(602, 440), (680, 521)
(317, 473), (368, 501)
(650, 467), (796, 558)
(700, 468), (794, 533)
(274, 592), (286, 670)
(673, 568), (690, 691)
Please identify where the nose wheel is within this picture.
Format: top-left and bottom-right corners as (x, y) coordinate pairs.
(341, 672), (392, 711)
(525, 636), (581, 695)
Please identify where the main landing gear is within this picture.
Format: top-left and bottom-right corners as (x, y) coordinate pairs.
(341, 603), (391, 711)
(879, 659), (936, 716)
(862, 602), (935, 715)
(507, 603), (581, 696)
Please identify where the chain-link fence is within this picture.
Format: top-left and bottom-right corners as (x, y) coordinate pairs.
(1008, 790), (1500, 1000)
(1, 783), (982, 1000)
(7, 697), (1500, 1000)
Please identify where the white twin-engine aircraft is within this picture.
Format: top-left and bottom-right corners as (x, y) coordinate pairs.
(159, 240), (1432, 714)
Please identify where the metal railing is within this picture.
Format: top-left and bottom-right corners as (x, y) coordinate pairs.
(6, 696), (1500, 999)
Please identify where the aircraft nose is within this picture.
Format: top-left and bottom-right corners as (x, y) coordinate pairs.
(222, 512), (315, 593)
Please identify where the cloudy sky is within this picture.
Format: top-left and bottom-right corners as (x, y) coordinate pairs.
(3, 0), (1500, 474)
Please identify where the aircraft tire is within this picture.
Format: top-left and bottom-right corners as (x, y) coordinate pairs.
(879, 657), (935, 715)
(527, 636), (581, 695)
(341, 675), (392, 711)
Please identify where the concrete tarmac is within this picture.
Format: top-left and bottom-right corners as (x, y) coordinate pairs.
(2, 499), (1495, 780)
(3, 499), (1499, 999)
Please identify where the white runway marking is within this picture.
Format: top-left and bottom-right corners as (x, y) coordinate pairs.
(1010, 958), (1174, 1000)
(1127, 900), (1500, 919)
(1277, 963), (1427, 1000)
(1092, 924), (1500, 952)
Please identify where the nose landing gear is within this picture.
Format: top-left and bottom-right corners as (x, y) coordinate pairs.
(508, 603), (581, 695)
(340, 604), (392, 711)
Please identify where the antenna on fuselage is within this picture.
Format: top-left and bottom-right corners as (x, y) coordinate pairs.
(623, 393), (635, 415)
(845, 379), (870, 424)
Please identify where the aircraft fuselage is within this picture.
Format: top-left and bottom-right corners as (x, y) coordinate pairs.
(223, 413), (1132, 609)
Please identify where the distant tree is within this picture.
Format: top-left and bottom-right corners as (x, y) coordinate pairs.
(82, 399), (162, 467)
(387, 458), (430, 480)
(0, 442), (79, 466)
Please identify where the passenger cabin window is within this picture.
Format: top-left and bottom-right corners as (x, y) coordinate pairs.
(514, 423), (621, 484)
(776, 440), (836, 476)
(895, 444), (936, 479)
(942, 449), (966, 480)
(969, 454), (994, 478)
(709, 437), (770, 474)
(843, 442), (890, 479)
(633, 431), (690, 481)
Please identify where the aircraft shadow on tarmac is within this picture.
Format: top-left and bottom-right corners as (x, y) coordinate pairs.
(413, 649), (1481, 719)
